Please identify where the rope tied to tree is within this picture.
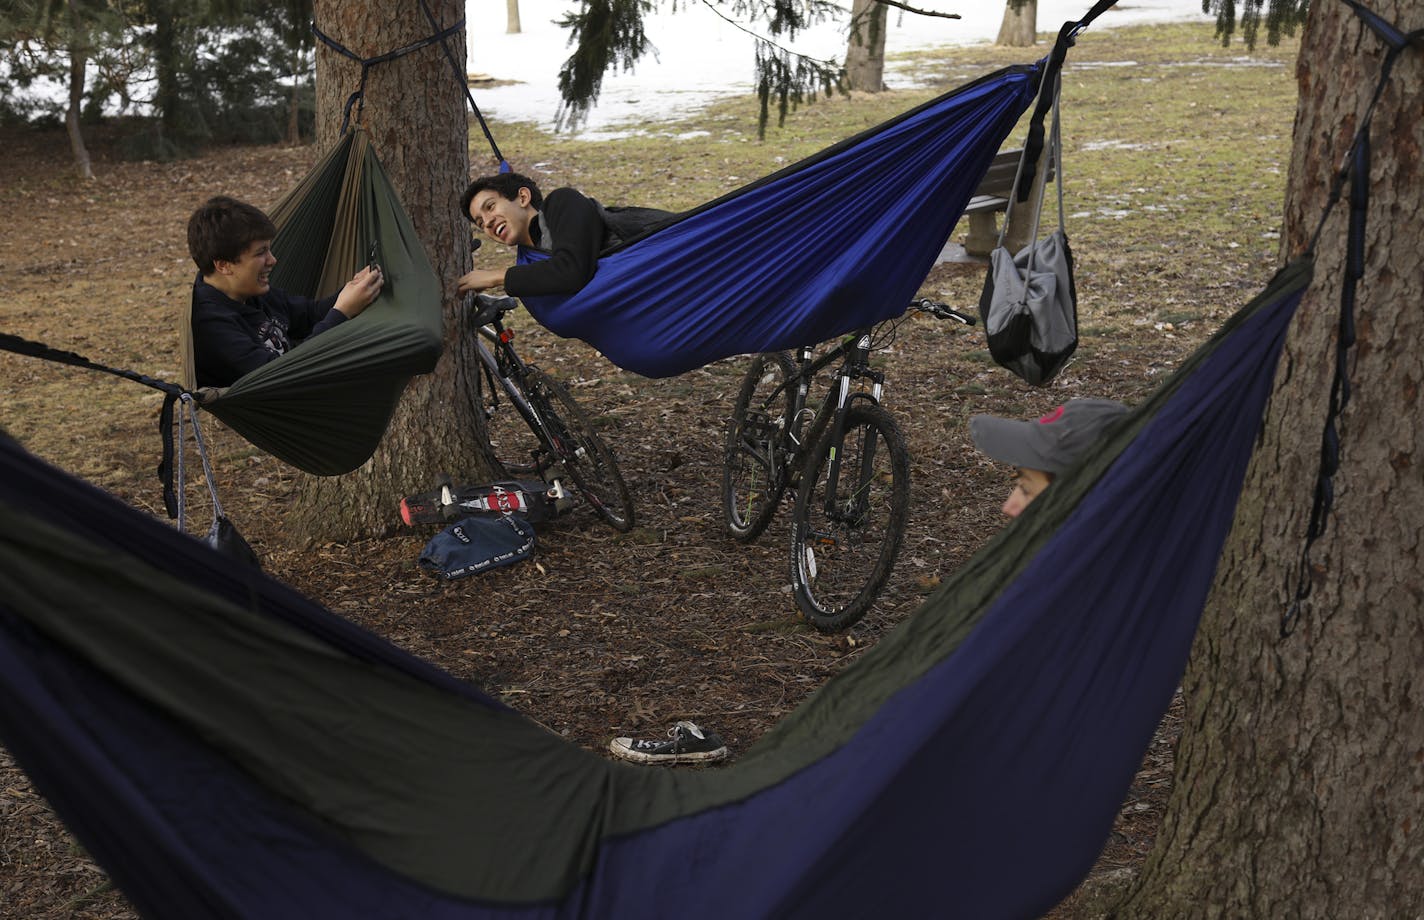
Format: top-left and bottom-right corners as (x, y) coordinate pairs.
(1281, 0), (1423, 637)
(310, 17), (467, 136)
(415, 0), (508, 172)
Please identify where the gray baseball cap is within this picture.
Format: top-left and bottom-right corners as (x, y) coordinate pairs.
(969, 399), (1129, 474)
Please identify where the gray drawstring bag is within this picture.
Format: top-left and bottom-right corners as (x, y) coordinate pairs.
(978, 71), (1078, 387)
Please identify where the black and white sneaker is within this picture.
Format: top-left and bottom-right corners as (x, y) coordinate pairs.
(609, 721), (729, 765)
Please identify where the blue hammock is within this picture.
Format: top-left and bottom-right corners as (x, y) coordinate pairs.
(0, 259), (1313, 919)
(517, 65), (1040, 378)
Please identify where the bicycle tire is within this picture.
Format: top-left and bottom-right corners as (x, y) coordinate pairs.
(789, 403), (911, 632)
(722, 352), (796, 543)
(524, 366), (636, 532)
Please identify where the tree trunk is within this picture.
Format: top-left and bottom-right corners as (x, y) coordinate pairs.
(297, 0), (489, 542)
(995, 0), (1037, 47)
(287, 46), (302, 145)
(506, 0), (521, 35)
(150, 1), (180, 145)
(843, 0), (887, 93)
(1117, 1), (1424, 915)
(65, 0), (93, 181)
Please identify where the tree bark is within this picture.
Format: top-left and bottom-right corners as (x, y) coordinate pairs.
(995, 0), (1037, 48)
(1117, 1), (1424, 915)
(297, 0), (489, 542)
(506, 0), (521, 35)
(843, 0), (887, 93)
(65, 0), (93, 181)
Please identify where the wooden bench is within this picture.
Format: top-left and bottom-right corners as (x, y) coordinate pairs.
(961, 147), (1056, 256)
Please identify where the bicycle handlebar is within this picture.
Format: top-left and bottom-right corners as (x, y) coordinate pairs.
(911, 299), (977, 326)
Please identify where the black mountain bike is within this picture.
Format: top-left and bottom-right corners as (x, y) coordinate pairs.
(721, 300), (975, 631)
(469, 292), (635, 532)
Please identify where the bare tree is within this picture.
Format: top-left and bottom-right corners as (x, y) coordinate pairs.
(1109, 1), (1424, 915)
(843, 0), (887, 92)
(507, 0), (521, 35)
(995, 0), (1036, 47)
(297, 0), (491, 541)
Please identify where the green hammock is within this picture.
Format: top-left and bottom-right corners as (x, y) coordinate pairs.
(179, 130), (444, 476)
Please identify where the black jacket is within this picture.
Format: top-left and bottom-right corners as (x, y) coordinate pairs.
(503, 188), (674, 298)
(190, 274), (344, 388)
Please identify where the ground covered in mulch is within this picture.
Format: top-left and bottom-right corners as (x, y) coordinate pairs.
(0, 22), (1295, 918)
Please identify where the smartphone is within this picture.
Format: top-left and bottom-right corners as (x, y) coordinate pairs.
(366, 241), (379, 270)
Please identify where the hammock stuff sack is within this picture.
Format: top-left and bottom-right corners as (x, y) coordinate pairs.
(179, 129), (444, 475)
(0, 258), (1314, 919)
(979, 54), (1078, 386)
(514, 64), (1042, 378)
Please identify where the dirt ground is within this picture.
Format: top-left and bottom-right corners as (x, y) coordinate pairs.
(0, 60), (1285, 917)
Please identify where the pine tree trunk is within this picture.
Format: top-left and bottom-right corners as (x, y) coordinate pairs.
(1116, 2), (1424, 915)
(295, 0), (490, 542)
(843, 0), (887, 93)
(995, 0), (1037, 48)
(64, 1), (93, 181)
(506, 0), (521, 35)
(151, 2), (180, 147)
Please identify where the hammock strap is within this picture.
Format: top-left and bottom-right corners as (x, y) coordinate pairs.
(311, 18), (468, 136)
(1014, 0), (1118, 203)
(0, 332), (196, 521)
(1282, 2), (1422, 636)
(417, 0), (508, 169)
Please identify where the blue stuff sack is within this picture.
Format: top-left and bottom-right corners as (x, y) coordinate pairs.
(418, 515), (536, 581)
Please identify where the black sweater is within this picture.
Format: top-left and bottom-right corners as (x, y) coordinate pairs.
(190, 274), (344, 388)
(503, 188), (674, 298)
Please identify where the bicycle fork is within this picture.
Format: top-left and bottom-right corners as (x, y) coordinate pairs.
(821, 335), (884, 527)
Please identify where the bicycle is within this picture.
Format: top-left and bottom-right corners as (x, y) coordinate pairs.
(721, 299), (975, 631)
(402, 292), (634, 533)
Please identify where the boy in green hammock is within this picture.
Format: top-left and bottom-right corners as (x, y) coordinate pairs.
(455, 172), (673, 298)
(188, 196), (385, 388)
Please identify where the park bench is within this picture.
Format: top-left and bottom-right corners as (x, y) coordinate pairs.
(961, 147), (1056, 256)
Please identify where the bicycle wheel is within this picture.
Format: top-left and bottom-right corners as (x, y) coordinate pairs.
(789, 403), (911, 631)
(478, 343), (543, 477)
(722, 352), (796, 542)
(524, 367), (636, 532)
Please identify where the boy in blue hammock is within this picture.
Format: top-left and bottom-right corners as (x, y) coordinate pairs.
(187, 196), (385, 388)
(455, 172), (673, 297)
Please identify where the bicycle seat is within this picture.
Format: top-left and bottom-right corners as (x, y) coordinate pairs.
(469, 292), (518, 327)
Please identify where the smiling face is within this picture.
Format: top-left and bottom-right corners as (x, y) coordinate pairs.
(468, 187), (536, 247)
(212, 238), (278, 299)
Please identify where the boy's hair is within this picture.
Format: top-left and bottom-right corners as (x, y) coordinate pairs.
(460, 172), (543, 220)
(187, 196), (277, 275)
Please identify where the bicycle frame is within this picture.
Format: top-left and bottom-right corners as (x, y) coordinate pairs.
(475, 318), (563, 475)
(770, 329), (886, 497)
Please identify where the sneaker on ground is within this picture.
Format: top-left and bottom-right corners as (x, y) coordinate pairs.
(609, 721), (729, 765)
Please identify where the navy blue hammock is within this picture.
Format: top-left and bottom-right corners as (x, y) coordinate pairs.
(515, 62), (1041, 377)
(0, 257), (1314, 919)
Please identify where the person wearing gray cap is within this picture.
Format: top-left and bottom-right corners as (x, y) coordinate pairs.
(969, 398), (1130, 518)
